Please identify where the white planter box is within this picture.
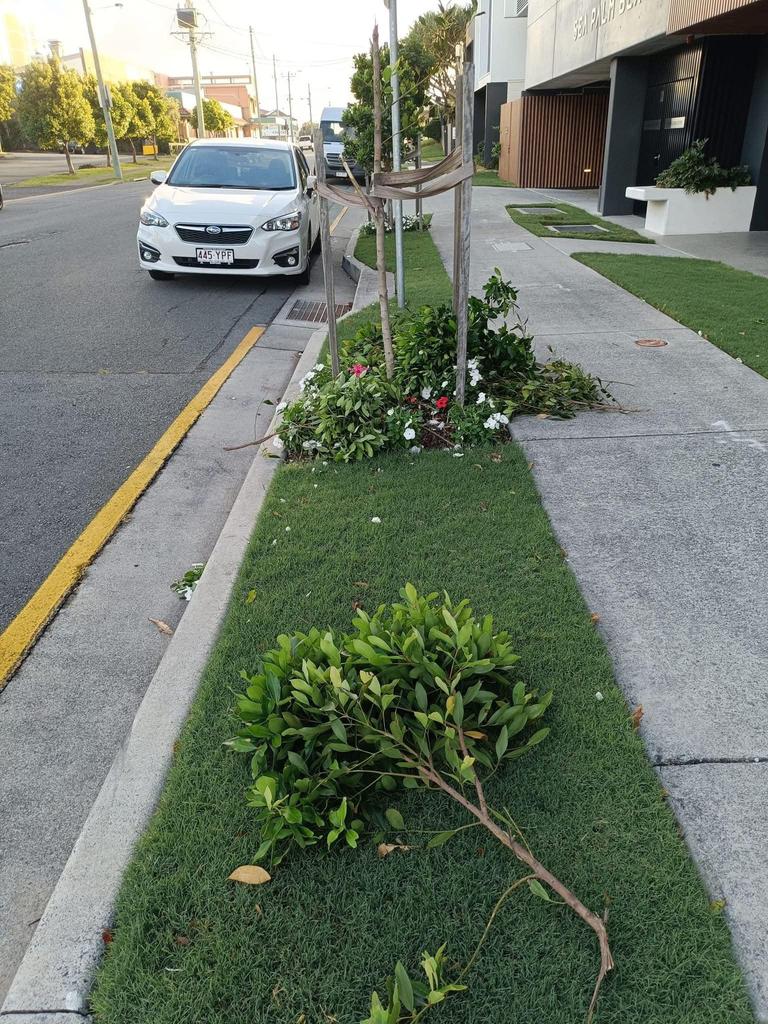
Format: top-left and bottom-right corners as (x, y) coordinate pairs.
(625, 185), (757, 234)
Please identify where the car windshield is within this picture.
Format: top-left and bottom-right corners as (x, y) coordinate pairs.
(322, 121), (344, 144)
(166, 145), (297, 190)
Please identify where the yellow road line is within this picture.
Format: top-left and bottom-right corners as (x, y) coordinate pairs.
(329, 205), (348, 234)
(0, 325), (266, 689)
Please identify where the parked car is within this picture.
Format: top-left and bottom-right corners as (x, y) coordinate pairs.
(137, 138), (319, 283)
(299, 135), (313, 151)
(61, 141), (86, 154)
(319, 106), (365, 182)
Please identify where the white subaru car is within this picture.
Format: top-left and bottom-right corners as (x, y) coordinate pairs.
(137, 138), (319, 283)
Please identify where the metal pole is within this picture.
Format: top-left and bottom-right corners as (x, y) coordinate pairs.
(387, 0), (405, 308)
(313, 128), (339, 377)
(248, 26), (261, 138)
(285, 72), (295, 143)
(186, 4), (205, 140)
(455, 64), (474, 408)
(272, 55), (280, 139)
(307, 82), (313, 130)
(81, 0), (122, 179)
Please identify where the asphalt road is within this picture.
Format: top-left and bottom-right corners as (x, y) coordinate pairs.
(0, 180), (298, 633)
(0, 151), (108, 185)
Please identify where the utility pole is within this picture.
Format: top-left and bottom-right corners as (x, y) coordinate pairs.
(272, 54), (280, 139)
(306, 82), (313, 130)
(384, 0), (405, 307)
(175, 4), (205, 139)
(80, 0), (122, 179)
(282, 71), (296, 143)
(248, 26), (262, 138)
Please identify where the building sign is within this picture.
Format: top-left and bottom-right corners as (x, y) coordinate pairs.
(574, 0), (643, 39)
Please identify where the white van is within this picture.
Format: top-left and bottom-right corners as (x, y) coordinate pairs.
(319, 106), (365, 182)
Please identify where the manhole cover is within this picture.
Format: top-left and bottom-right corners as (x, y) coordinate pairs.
(287, 299), (353, 323)
(511, 207), (561, 215)
(635, 338), (669, 348)
(549, 223), (608, 234)
(491, 240), (532, 252)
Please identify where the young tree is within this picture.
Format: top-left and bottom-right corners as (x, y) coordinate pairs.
(404, 2), (474, 144)
(82, 74), (131, 166)
(0, 65), (16, 154)
(191, 97), (235, 136)
(16, 59), (95, 174)
(131, 81), (178, 157)
(342, 36), (431, 175)
(117, 82), (153, 163)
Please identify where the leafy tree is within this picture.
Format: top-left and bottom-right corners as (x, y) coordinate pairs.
(82, 74), (131, 166)
(132, 80), (179, 157)
(342, 37), (432, 175)
(16, 59), (95, 174)
(116, 82), (153, 163)
(191, 97), (235, 136)
(404, 2), (474, 134)
(0, 65), (16, 154)
(299, 120), (315, 136)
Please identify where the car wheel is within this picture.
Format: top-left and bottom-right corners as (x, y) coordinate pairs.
(148, 269), (174, 281)
(310, 228), (321, 254)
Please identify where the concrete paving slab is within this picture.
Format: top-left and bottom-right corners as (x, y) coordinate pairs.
(661, 764), (768, 1017)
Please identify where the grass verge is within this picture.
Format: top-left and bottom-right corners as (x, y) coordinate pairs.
(507, 202), (653, 244)
(420, 140), (446, 163)
(12, 155), (175, 188)
(90, 445), (754, 1024)
(474, 168), (517, 187)
(573, 252), (768, 376)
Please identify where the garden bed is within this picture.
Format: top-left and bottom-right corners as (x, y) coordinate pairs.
(507, 202), (653, 244)
(572, 253), (768, 378)
(90, 445), (754, 1023)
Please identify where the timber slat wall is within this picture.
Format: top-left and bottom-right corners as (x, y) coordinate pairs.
(667, 0), (759, 32)
(518, 91), (610, 189)
(499, 100), (522, 184)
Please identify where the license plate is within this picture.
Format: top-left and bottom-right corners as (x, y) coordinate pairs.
(334, 171), (346, 178)
(195, 247), (235, 265)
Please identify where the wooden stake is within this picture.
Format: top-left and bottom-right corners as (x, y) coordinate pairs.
(416, 134), (423, 231)
(452, 71), (464, 316)
(372, 24), (395, 379)
(454, 64), (474, 407)
(313, 128), (340, 377)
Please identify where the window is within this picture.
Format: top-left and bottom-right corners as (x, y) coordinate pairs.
(321, 120), (344, 143)
(167, 145), (297, 190)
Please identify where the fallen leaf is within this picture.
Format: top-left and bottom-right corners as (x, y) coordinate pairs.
(255, 903), (263, 918)
(528, 461), (535, 469)
(490, 452), (503, 463)
(352, 580), (369, 588)
(352, 600), (363, 610)
(536, 413), (549, 420)
(630, 705), (644, 730)
(175, 934), (191, 946)
(245, 589), (257, 605)
(710, 898), (726, 913)
(149, 617), (174, 636)
(228, 865), (272, 885)
(101, 929), (113, 945)
(590, 612), (601, 625)
(377, 842), (410, 858)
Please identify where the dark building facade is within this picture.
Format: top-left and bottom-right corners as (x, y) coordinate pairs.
(516, 0), (768, 227)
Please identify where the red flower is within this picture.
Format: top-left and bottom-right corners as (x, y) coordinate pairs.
(436, 396), (449, 410)
(351, 363), (366, 377)
(406, 395), (418, 404)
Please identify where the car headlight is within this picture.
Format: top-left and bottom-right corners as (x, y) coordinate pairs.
(139, 208), (169, 227)
(261, 210), (302, 231)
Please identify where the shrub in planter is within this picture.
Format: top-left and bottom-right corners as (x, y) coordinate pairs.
(655, 138), (752, 197)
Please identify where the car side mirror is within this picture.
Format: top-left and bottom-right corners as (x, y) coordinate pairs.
(306, 173), (317, 194)
(150, 170), (167, 185)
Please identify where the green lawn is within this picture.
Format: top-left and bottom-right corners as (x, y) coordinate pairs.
(573, 253), (768, 376)
(420, 139), (445, 164)
(474, 168), (517, 187)
(90, 445), (754, 1024)
(12, 155), (175, 188)
(507, 202), (653, 244)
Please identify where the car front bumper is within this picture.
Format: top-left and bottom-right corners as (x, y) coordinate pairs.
(137, 223), (307, 277)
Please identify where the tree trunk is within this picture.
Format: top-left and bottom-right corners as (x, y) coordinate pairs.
(129, 137), (137, 163)
(152, 135), (159, 160)
(64, 146), (75, 175)
(372, 24), (395, 379)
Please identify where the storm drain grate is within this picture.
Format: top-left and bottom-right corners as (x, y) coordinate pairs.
(548, 223), (608, 234)
(287, 299), (353, 323)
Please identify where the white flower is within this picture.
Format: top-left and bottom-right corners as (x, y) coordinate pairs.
(420, 386), (432, 399)
(285, 526), (291, 532)
(271, 538), (277, 546)
(403, 427), (416, 441)
(595, 691), (604, 702)
(279, 497), (286, 503)
(409, 445), (422, 454)
(476, 392), (486, 405)
(272, 435), (285, 449)
(313, 483), (318, 488)
(484, 411), (508, 431)
(314, 363), (325, 371)
(387, 408), (394, 416)
(276, 401), (287, 413)
(427, 418), (439, 426)
(452, 451), (464, 458)
(371, 516), (382, 524)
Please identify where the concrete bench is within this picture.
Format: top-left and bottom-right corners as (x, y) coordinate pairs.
(626, 184), (756, 235)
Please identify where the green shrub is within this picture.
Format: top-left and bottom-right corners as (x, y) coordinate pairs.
(655, 138), (752, 196)
(228, 584), (550, 866)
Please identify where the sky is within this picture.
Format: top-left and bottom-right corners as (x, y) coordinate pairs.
(18, 0), (445, 125)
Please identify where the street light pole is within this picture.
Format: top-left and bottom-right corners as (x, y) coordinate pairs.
(272, 54), (280, 139)
(188, 15), (205, 139)
(248, 26), (262, 138)
(80, 0), (122, 180)
(385, 0), (405, 308)
(283, 71), (296, 143)
(307, 82), (313, 130)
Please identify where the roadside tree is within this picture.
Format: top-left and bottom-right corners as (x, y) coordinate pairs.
(16, 59), (95, 174)
(131, 81), (178, 157)
(117, 82), (153, 163)
(82, 74), (131, 166)
(0, 65), (16, 154)
(191, 97), (235, 136)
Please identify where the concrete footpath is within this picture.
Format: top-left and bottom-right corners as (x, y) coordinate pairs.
(428, 187), (768, 1018)
(0, 213), (359, 1006)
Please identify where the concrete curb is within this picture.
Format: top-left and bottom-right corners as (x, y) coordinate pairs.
(0, 324), (329, 1023)
(341, 225), (365, 283)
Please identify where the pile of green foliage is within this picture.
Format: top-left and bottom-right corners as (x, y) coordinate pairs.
(655, 139), (752, 196)
(274, 272), (611, 461)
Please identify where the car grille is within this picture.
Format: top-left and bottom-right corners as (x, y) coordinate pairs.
(325, 153), (343, 167)
(173, 256), (260, 269)
(174, 224), (253, 244)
